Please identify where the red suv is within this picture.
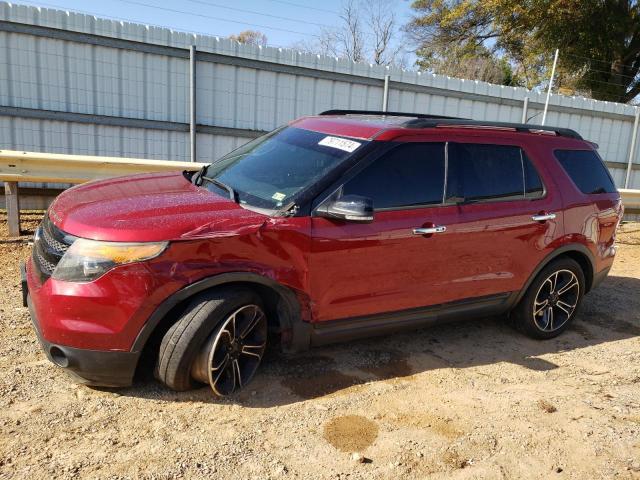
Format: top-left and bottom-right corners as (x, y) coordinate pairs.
(23, 111), (622, 396)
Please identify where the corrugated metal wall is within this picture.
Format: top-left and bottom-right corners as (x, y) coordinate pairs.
(1, 1), (640, 195)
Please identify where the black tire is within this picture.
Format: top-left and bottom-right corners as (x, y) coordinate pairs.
(511, 257), (585, 339)
(156, 287), (264, 392)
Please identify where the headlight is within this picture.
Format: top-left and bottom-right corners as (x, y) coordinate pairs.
(52, 238), (168, 282)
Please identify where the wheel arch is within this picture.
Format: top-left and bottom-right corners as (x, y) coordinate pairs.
(514, 244), (596, 306)
(131, 272), (312, 358)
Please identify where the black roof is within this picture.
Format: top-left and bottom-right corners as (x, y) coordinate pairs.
(319, 109), (582, 140)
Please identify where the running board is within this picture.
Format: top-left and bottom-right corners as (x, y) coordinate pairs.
(310, 292), (516, 346)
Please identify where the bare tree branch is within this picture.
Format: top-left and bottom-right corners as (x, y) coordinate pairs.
(335, 0), (365, 62)
(290, 0), (406, 67)
(368, 1), (396, 65)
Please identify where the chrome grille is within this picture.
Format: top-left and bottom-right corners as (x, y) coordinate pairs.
(32, 214), (76, 281)
(41, 223), (69, 253)
(35, 251), (56, 276)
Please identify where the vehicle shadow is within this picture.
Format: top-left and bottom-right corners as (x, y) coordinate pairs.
(117, 274), (640, 407)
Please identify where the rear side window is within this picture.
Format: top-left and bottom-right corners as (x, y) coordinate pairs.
(446, 144), (531, 202)
(554, 150), (617, 194)
(342, 143), (445, 209)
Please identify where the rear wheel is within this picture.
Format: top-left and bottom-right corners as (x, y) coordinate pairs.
(511, 258), (585, 339)
(156, 288), (267, 395)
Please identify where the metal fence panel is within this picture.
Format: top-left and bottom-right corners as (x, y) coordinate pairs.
(1, 1), (639, 190)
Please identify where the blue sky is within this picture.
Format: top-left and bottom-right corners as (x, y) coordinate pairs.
(16, 0), (415, 51)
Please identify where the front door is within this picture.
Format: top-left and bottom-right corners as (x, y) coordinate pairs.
(309, 141), (455, 322)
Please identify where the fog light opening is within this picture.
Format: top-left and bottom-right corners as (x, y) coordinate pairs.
(49, 346), (69, 368)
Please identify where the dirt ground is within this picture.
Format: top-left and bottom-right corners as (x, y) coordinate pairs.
(1, 211), (639, 479)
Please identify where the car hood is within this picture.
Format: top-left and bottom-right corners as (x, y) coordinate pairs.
(48, 172), (268, 242)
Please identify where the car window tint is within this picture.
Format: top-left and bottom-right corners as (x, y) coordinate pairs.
(446, 143), (524, 202)
(554, 149), (617, 194)
(523, 153), (544, 198)
(342, 143), (445, 209)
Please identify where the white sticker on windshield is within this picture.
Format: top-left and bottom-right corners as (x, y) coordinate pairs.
(272, 192), (286, 201)
(318, 136), (361, 153)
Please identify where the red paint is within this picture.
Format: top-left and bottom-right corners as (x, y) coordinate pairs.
(27, 116), (622, 352)
(49, 172), (267, 242)
(26, 216), (311, 350)
(290, 116), (406, 140)
(309, 131), (571, 321)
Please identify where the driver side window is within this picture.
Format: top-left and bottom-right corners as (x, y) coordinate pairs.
(341, 143), (446, 210)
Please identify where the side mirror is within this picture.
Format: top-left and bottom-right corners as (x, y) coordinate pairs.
(315, 195), (374, 223)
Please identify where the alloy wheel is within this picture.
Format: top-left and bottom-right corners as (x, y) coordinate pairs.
(532, 269), (580, 332)
(191, 304), (267, 396)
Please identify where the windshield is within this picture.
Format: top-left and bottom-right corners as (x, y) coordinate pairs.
(198, 127), (366, 210)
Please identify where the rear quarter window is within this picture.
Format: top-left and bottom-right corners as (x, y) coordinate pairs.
(554, 149), (617, 194)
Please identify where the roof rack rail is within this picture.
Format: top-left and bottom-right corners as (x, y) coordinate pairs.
(403, 118), (582, 139)
(320, 109), (462, 120)
(319, 109), (582, 140)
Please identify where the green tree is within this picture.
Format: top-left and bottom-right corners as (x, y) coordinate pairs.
(416, 42), (518, 85)
(407, 0), (640, 103)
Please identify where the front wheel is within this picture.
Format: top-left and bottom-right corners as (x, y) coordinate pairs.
(511, 257), (585, 339)
(156, 288), (267, 395)
(191, 303), (267, 396)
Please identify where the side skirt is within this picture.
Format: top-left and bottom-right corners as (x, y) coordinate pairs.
(309, 292), (517, 346)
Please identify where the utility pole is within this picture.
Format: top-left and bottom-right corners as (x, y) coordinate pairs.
(541, 49), (559, 126)
(625, 109), (640, 189)
(189, 45), (197, 162)
(382, 74), (390, 112)
(521, 97), (529, 124)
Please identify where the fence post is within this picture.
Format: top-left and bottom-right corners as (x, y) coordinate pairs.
(189, 44), (197, 163)
(625, 109), (640, 189)
(382, 74), (390, 112)
(4, 181), (20, 237)
(521, 97), (529, 124)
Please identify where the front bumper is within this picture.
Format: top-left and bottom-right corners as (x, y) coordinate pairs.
(22, 262), (138, 387)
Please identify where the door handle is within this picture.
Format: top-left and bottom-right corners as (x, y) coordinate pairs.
(412, 225), (447, 235)
(531, 213), (556, 222)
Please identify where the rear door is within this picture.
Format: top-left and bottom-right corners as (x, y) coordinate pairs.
(439, 139), (564, 301)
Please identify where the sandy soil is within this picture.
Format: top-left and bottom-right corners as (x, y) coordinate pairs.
(0, 211), (639, 479)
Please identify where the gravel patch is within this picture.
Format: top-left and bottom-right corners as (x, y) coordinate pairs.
(1, 212), (639, 479)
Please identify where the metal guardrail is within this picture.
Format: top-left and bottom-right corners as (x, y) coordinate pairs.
(1, 150), (201, 236)
(620, 188), (640, 211)
(0, 150), (200, 184)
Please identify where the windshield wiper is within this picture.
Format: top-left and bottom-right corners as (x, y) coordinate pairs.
(192, 164), (209, 185)
(200, 176), (238, 202)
